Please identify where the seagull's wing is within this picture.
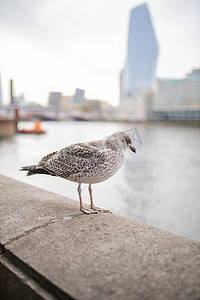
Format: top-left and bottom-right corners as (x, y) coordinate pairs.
(37, 142), (108, 178)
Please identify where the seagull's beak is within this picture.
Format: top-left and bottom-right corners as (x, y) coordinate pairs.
(128, 144), (136, 153)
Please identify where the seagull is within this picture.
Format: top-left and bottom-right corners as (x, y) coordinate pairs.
(20, 131), (136, 214)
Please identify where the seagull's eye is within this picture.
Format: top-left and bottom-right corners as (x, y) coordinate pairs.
(125, 136), (131, 145)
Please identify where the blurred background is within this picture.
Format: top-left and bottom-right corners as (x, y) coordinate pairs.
(0, 0), (200, 242)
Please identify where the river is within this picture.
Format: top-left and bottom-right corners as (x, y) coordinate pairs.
(0, 121), (200, 242)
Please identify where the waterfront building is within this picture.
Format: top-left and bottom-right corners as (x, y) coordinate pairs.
(48, 92), (62, 107)
(120, 3), (158, 121)
(13, 93), (26, 105)
(73, 88), (85, 104)
(152, 69), (200, 121)
(67, 88), (85, 105)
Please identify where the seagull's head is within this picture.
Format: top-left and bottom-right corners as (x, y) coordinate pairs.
(106, 131), (136, 153)
(122, 132), (136, 153)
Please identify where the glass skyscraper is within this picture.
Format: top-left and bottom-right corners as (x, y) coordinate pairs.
(120, 3), (158, 120)
(125, 3), (158, 97)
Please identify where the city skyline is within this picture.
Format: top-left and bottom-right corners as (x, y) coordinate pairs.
(0, 0), (200, 106)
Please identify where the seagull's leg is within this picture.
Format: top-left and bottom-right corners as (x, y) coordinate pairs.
(88, 184), (109, 212)
(77, 183), (97, 214)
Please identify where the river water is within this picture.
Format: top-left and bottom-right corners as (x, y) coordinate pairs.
(0, 121), (200, 242)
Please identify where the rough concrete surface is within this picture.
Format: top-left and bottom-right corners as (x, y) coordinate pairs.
(0, 175), (200, 300)
(0, 175), (79, 247)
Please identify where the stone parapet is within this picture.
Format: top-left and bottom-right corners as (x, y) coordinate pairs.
(0, 175), (200, 300)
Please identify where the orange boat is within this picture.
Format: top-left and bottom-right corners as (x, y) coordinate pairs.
(19, 121), (46, 134)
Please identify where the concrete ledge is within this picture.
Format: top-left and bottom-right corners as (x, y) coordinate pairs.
(0, 175), (200, 300)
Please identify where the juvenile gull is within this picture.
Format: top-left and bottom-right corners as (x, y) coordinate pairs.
(20, 131), (136, 214)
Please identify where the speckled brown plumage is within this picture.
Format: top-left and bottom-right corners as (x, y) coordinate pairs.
(21, 131), (136, 214)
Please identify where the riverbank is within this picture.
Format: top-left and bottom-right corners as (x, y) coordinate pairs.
(99, 119), (200, 127)
(18, 118), (200, 127)
(0, 175), (200, 300)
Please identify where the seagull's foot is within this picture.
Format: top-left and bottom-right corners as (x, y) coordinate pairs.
(80, 207), (98, 215)
(90, 205), (110, 213)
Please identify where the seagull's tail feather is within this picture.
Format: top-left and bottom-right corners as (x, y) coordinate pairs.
(20, 165), (55, 177)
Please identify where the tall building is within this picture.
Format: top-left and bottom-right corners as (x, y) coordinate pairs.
(120, 3), (158, 120)
(10, 79), (14, 104)
(8, 79), (25, 106)
(48, 92), (62, 107)
(152, 69), (200, 121)
(67, 88), (85, 106)
(73, 88), (85, 104)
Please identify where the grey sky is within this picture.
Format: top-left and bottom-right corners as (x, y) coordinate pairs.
(0, 0), (200, 105)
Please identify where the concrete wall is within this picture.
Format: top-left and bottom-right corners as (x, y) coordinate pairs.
(0, 175), (200, 300)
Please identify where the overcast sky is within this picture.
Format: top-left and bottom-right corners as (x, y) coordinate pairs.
(0, 0), (200, 105)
